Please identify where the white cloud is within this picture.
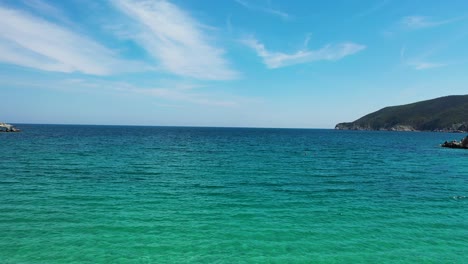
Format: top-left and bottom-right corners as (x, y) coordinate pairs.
(112, 0), (239, 80)
(234, 0), (290, 20)
(401, 15), (465, 30)
(0, 5), (142, 75)
(242, 36), (366, 68)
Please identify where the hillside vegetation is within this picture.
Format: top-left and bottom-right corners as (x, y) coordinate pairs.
(335, 95), (468, 132)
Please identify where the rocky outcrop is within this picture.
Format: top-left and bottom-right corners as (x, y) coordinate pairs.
(335, 123), (368, 131)
(335, 123), (416, 132)
(0, 122), (20, 132)
(441, 136), (468, 149)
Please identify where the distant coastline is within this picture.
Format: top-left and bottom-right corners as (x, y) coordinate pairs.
(335, 95), (468, 133)
(335, 124), (466, 133)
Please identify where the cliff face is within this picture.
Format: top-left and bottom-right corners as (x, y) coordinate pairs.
(335, 95), (468, 132)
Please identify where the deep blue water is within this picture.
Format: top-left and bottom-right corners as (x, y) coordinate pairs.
(1, 125), (467, 263)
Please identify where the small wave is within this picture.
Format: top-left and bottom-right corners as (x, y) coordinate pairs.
(452, 195), (467, 200)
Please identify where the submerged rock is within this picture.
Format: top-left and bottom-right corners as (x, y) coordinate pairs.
(442, 136), (468, 149)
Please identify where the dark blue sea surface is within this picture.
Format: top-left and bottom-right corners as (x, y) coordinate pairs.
(1, 125), (467, 263)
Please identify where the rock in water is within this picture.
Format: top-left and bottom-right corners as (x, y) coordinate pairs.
(442, 136), (468, 149)
(462, 136), (468, 148)
(0, 122), (20, 132)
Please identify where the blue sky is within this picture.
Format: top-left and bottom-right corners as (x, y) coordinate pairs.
(1, 0), (467, 128)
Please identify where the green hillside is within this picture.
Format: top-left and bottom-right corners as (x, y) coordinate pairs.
(335, 95), (468, 132)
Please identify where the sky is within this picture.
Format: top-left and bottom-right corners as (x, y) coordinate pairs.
(1, 0), (468, 128)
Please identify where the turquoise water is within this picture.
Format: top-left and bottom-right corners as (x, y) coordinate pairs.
(1, 125), (467, 263)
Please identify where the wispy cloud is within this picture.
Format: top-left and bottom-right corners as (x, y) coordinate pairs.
(354, 0), (390, 18)
(21, 0), (68, 22)
(234, 0), (289, 20)
(400, 15), (466, 30)
(409, 61), (446, 70)
(112, 0), (239, 80)
(242, 36), (366, 68)
(82, 79), (241, 106)
(0, 5), (143, 75)
(133, 88), (238, 107)
(1, 73), (243, 107)
(61, 78), (241, 107)
(400, 46), (446, 70)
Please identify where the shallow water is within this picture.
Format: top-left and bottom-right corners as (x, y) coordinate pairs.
(1, 125), (467, 263)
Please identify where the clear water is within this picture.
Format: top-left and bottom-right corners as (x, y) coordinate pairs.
(1, 125), (467, 263)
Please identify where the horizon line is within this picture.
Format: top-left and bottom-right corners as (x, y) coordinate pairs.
(6, 122), (333, 130)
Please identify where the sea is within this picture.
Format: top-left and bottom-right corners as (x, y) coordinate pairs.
(1, 124), (467, 263)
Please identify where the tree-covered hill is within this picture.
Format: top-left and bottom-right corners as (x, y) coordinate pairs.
(335, 95), (468, 132)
